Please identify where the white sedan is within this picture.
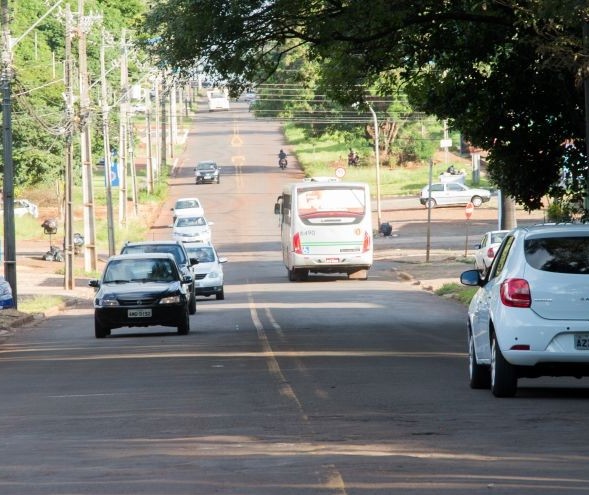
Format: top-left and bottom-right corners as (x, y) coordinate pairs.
(419, 182), (491, 208)
(170, 197), (204, 222)
(183, 242), (227, 300)
(472, 230), (510, 275)
(172, 216), (213, 244)
(461, 224), (589, 397)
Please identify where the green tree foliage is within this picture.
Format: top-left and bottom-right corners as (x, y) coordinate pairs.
(142, 0), (588, 210)
(5, 0), (146, 190)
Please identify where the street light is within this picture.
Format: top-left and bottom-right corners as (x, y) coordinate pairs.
(367, 103), (382, 229)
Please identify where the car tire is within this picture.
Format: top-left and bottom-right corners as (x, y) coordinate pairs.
(469, 330), (491, 389)
(188, 291), (197, 315)
(288, 268), (296, 281)
(491, 335), (518, 397)
(177, 306), (190, 335)
(216, 177), (220, 184)
(471, 196), (483, 207)
(216, 289), (225, 300)
(425, 198), (436, 209)
(95, 317), (109, 339)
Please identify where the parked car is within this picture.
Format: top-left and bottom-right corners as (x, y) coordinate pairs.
(419, 182), (491, 208)
(207, 91), (230, 111)
(183, 242), (227, 300)
(171, 197), (204, 222)
(0, 199), (39, 218)
(472, 230), (510, 276)
(120, 240), (198, 315)
(88, 253), (191, 338)
(460, 224), (589, 397)
(172, 216), (213, 244)
(194, 161), (220, 184)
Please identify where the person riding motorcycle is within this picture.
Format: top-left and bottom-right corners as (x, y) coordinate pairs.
(278, 149), (287, 169)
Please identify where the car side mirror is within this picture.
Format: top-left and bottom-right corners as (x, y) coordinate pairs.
(88, 279), (100, 288)
(218, 257), (228, 263)
(274, 203), (281, 215)
(182, 275), (193, 284)
(189, 257), (199, 266)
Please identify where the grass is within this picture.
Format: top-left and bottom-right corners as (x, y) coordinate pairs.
(18, 294), (68, 314)
(284, 125), (492, 197)
(435, 283), (478, 305)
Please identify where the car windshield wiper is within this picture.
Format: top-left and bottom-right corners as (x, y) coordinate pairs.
(104, 279), (130, 284)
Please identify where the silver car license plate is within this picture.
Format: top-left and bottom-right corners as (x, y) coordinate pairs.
(128, 309), (152, 318)
(574, 334), (589, 350)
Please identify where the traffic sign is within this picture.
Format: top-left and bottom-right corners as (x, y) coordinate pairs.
(335, 167), (346, 178)
(465, 202), (474, 219)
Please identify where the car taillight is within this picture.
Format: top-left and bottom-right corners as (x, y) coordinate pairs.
(362, 231), (371, 253)
(486, 247), (495, 258)
(500, 278), (531, 308)
(293, 232), (302, 254)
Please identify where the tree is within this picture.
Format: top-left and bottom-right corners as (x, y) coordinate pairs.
(141, 0), (588, 211)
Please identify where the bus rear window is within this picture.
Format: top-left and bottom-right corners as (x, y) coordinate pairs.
(297, 187), (365, 219)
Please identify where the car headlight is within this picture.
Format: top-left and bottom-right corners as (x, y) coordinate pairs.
(97, 297), (119, 307)
(206, 271), (220, 280)
(159, 295), (181, 304)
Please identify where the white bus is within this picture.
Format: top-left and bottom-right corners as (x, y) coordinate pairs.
(274, 181), (373, 281)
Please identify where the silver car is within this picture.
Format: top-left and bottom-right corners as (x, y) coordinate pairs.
(419, 182), (491, 208)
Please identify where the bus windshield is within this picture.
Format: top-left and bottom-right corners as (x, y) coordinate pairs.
(297, 187), (365, 220)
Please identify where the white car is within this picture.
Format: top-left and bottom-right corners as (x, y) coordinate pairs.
(472, 230), (510, 275)
(461, 224), (589, 397)
(207, 91), (230, 111)
(183, 242), (227, 300)
(0, 199), (39, 218)
(172, 216), (213, 244)
(419, 182), (491, 208)
(171, 197), (204, 222)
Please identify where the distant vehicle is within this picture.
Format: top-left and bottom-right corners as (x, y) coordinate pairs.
(89, 253), (191, 338)
(172, 216), (213, 244)
(472, 230), (510, 276)
(194, 161), (220, 184)
(419, 182), (491, 208)
(120, 240), (198, 315)
(461, 223), (589, 397)
(183, 242), (227, 300)
(171, 197), (204, 222)
(207, 90), (230, 111)
(274, 181), (373, 281)
(0, 199), (39, 218)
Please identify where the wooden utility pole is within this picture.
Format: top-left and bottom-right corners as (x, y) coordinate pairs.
(145, 89), (154, 193)
(77, 0), (97, 272)
(100, 28), (115, 255)
(153, 77), (161, 179)
(1, 0), (17, 305)
(118, 28), (128, 226)
(63, 4), (74, 290)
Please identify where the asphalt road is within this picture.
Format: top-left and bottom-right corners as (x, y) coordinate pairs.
(0, 99), (587, 495)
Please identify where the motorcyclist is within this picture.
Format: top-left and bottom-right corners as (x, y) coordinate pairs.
(278, 149), (288, 168)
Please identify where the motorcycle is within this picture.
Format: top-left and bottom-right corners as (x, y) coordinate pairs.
(279, 157), (287, 169)
(44, 245), (64, 262)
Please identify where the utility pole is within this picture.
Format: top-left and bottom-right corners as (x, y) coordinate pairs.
(77, 0), (97, 271)
(100, 28), (115, 255)
(1, 0), (16, 306)
(128, 122), (138, 216)
(145, 89), (154, 193)
(160, 78), (167, 170)
(170, 81), (177, 158)
(63, 4), (74, 290)
(118, 28), (128, 226)
(153, 76), (161, 180)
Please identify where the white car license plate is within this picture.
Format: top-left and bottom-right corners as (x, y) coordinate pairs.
(574, 334), (589, 350)
(128, 309), (152, 318)
(325, 257), (339, 263)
